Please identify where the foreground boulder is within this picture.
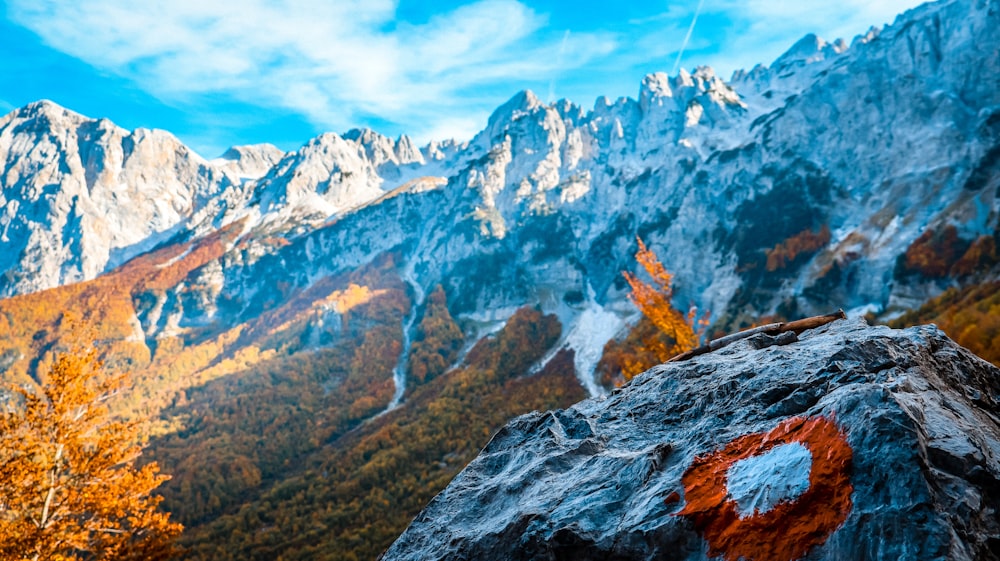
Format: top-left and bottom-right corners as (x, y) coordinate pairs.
(382, 319), (1000, 561)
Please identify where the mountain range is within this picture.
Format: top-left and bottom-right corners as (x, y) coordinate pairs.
(1, 0), (999, 558)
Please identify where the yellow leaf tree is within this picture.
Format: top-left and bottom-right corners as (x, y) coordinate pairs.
(0, 346), (182, 561)
(619, 237), (705, 380)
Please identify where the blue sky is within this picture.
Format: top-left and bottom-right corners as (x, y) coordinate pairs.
(0, 0), (927, 158)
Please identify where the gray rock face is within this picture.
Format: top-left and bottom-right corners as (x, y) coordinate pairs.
(0, 100), (235, 295)
(382, 319), (1000, 561)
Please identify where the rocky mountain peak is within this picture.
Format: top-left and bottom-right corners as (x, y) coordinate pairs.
(483, 90), (545, 140)
(639, 72), (675, 107)
(394, 134), (424, 165)
(423, 138), (466, 162)
(1, 0), (998, 350)
(343, 127), (394, 163)
(851, 26), (882, 48)
(772, 33), (848, 71)
(4, 99), (87, 128)
(215, 143), (286, 180)
(634, 66), (746, 141)
(0, 100), (233, 296)
(342, 127), (426, 169)
(383, 318), (1000, 560)
(247, 131), (393, 224)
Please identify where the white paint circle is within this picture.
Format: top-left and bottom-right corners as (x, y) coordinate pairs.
(724, 441), (813, 518)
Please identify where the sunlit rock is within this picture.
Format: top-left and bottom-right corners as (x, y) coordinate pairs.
(382, 319), (1000, 561)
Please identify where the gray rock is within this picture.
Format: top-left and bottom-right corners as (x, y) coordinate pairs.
(382, 318), (1000, 561)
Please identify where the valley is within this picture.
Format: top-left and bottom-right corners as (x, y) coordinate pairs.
(1, 0), (999, 558)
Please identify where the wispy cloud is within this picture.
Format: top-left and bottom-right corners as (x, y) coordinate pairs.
(630, 0), (923, 77)
(699, 0), (926, 75)
(6, 0), (927, 150)
(546, 30), (571, 103)
(626, 6), (691, 27)
(8, 0), (615, 143)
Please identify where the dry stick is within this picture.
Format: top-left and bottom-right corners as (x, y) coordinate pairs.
(668, 309), (847, 363)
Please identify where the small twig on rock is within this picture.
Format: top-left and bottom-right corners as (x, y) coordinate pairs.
(668, 309), (847, 363)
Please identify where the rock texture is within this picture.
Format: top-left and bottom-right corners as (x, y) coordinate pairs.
(382, 318), (1000, 561)
(0, 104), (451, 297)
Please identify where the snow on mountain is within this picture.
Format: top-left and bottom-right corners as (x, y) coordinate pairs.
(243, 128), (454, 230)
(2, 0), (997, 395)
(0, 100), (235, 295)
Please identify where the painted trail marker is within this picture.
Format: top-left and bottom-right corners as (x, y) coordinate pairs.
(677, 416), (854, 561)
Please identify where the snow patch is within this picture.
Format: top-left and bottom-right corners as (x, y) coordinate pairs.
(386, 264), (426, 411)
(563, 299), (625, 398)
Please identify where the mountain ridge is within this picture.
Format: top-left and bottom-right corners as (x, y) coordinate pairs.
(0, 0), (951, 295)
(2, 0), (998, 397)
(1, 1), (999, 559)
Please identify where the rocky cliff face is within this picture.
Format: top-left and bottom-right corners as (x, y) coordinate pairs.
(0, 103), (440, 297)
(2, 0), (998, 395)
(0, 100), (236, 295)
(382, 318), (1000, 561)
(198, 0), (998, 395)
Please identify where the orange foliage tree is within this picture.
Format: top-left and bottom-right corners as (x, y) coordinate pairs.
(0, 347), (182, 561)
(903, 225), (968, 278)
(765, 225), (831, 272)
(950, 235), (999, 277)
(619, 238), (705, 380)
(408, 286), (464, 386)
(890, 280), (1000, 366)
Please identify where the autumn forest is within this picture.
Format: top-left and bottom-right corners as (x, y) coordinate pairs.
(2, 222), (999, 561)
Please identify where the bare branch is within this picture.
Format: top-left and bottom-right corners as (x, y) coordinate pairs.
(668, 310), (847, 362)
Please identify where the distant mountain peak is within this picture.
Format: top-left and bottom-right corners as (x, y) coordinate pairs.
(486, 90), (544, 126)
(0, 0), (996, 335)
(19, 98), (72, 116)
(3, 98), (91, 130)
(219, 143), (285, 162)
(772, 32), (848, 70)
(215, 144), (286, 180)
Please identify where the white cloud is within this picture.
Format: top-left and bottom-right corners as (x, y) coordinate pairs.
(7, 0), (928, 146)
(419, 115), (485, 145)
(626, 0), (924, 78)
(9, 0), (615, 143)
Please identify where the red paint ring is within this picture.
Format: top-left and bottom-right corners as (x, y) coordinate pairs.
(677, 416), (853, 561)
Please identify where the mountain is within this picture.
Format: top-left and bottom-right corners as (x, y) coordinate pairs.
(187, 0), (996, 388)
(0, 100), (236, 295)
(383, 318), (1000, 561)
(0, 103), (450, 298)
(3, 0), (997, 349)
(0, 0), (999, 559)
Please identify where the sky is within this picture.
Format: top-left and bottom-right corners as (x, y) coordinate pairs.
(0, 0), (929, 158)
